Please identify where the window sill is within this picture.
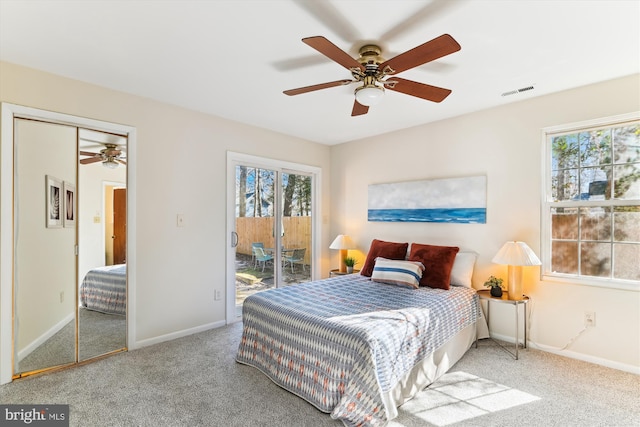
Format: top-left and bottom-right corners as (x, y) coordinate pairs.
(542, 273), (640, 292)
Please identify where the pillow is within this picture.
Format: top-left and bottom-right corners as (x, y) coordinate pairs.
(408, 243), (459, 290)
(360, 239), (409, 277)
(450, 251), (478, 287)
(371, 258), (424, 289)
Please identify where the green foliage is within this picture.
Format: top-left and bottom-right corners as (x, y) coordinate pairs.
(483, 275), (503, 289)
(344, 256), (358, 267)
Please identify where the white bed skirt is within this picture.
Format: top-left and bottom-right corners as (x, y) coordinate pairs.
(383, 320), (480, 421)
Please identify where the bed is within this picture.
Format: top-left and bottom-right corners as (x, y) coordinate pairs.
(79, 264), (126, 315)
(236, 264), (482, 427)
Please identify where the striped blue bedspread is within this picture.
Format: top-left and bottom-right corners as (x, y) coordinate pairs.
(236, 274), (480, 427)
(80, 264), (126, 315)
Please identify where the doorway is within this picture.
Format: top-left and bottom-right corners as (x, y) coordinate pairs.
(226, 152), (321, 324)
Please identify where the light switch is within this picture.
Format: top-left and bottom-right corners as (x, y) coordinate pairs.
(177, 214), (185, 227)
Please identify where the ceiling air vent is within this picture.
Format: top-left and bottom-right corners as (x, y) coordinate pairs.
(501, 85), (535, 97)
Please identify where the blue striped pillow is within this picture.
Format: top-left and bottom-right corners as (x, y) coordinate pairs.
(371, 258), (425, 289)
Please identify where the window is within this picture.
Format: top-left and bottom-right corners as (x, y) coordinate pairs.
(542, 113), (640, 288)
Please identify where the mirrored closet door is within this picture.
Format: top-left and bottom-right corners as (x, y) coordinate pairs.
(13, 119), (127, 378)
(13, 119), (78, 374)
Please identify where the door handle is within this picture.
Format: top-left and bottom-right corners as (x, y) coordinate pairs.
(231, 231), (238, 247)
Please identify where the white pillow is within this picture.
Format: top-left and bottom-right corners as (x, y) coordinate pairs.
(371, 257), (425, 289)
(450, 251), (477, 287)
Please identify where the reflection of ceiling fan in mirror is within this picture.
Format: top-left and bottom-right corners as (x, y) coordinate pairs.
(80, 143), (126, 169)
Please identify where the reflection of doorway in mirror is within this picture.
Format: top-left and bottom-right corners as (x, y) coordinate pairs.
(104, 184), (125, 265)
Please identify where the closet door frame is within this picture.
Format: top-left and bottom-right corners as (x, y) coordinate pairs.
(0, 103), (137, 385)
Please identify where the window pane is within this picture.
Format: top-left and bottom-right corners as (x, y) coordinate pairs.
(552, 169), (579, 201)
(581, 167), (610, 200)
(580, 242), (611, 278)
(552, 207), (578, 239)
(613, 163), (640, 200)
(580, 129), (612, 167)
(614, 243), (640, 281)
(614, 206), (640, 242)
(552, 134), (579, 170)
(552, 241), (578, 274)
(612, 124), (640, 165)
(580, 207), (611, 241)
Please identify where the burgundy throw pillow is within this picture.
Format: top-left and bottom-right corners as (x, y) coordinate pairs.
(408, 243), (460, 290)
(360, 239), (409, 277)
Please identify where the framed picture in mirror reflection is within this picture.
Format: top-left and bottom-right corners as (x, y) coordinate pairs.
(46, 175), (63, 228)
(63, 181), (75, 228)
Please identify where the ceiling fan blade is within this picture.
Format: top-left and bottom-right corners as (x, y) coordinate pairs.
(379, 34), (461, 75)
(302, 36), (365, 72)
(80, 157), (103, 165)
(385, 77), (452, 103)
(292, 0), (360, 42)
(351, 101), (369, 116)
(284, 79), (353, 96)
(117, 159), (127, 165)
(79, 151), (99, 157)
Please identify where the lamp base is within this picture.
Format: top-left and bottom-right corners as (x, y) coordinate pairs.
(339, 249), (347, 273)
(507, 265), (524, 300)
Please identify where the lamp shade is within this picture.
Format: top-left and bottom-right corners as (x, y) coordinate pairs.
(330, 234), (355, 273)
(329, 234), (355, 250)
(492, 241), (541, 266)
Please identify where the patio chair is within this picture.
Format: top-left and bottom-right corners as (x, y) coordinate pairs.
(254, 247), (273, 272)
(283, 248), (306, 273)
(251, 242), (265, 268)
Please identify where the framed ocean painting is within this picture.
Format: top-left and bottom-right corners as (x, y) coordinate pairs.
(368, 175), (487, 223)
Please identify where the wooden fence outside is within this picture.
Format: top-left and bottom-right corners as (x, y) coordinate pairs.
(236, 216), (312, 264)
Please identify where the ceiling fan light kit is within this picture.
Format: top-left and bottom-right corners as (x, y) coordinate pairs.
(283, 34), (461, 116)
(354, 83), (384, 107)
(102, 159), (119, 169)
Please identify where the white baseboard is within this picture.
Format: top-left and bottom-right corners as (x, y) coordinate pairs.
(17, 312), (75, 362)
(132, 320), (226, 350)
(487, 332), (638, 374)
(527, 341), (640, 375)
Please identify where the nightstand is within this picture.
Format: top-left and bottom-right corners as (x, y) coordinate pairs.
(477, 290), (529, 360)
(330, 269), (360, 277)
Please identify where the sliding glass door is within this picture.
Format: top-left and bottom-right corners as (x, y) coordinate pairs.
(227, 153), (318, 323)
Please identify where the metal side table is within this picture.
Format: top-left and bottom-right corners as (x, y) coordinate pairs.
(477, 290), (529, 360)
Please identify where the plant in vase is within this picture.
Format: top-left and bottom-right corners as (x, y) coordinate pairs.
(484, 275), (504, 297)
(344, 256), (358, 274)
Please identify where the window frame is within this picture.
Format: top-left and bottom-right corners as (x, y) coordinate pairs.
(541, 112), (640, 291)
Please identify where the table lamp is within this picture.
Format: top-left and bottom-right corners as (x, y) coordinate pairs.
(330, 234), (355, 273)
(492, 241), (541, 300)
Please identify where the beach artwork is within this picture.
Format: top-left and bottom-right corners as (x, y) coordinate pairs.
(368, 175), (487, 223)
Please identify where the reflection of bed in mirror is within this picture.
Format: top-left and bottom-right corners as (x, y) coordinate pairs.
(80, 264), (126, 315)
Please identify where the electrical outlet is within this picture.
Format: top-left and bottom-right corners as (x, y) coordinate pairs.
(214, 290), (222, 301)
(584, 311), (596, 328)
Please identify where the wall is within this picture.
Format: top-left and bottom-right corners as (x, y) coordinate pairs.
(0, 61), (332, 349)
(330, 74), (640, 372)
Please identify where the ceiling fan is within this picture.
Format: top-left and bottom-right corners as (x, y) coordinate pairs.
(283, 34), (461, 116)
(80, 143), (126, 169)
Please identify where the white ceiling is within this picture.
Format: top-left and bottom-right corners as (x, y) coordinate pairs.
(1, 0), (638, 145)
